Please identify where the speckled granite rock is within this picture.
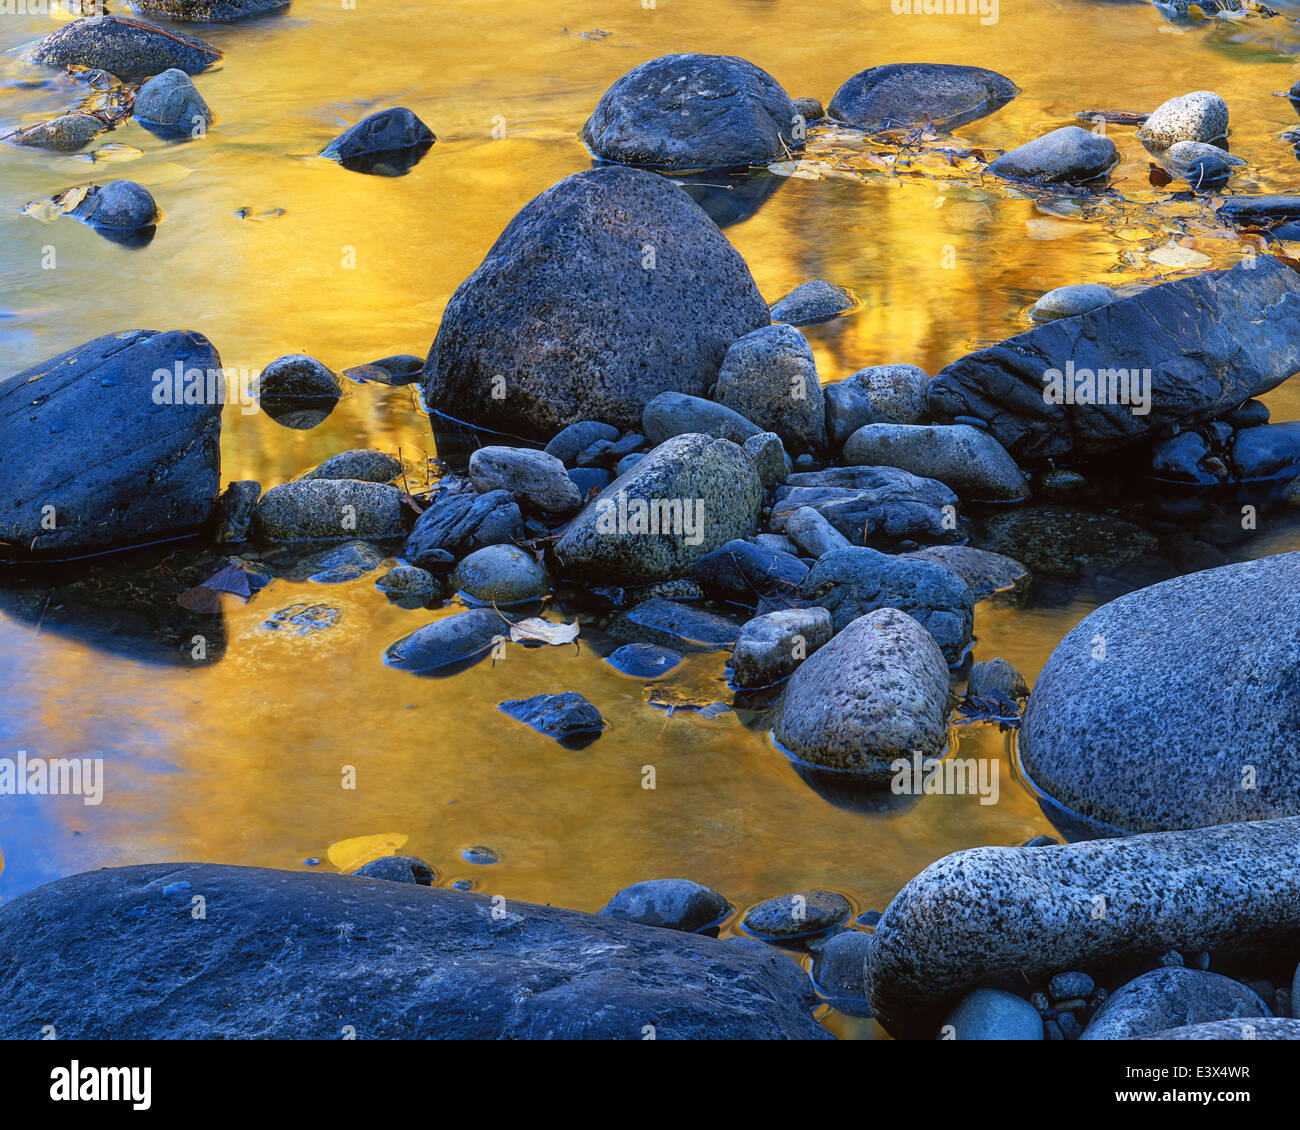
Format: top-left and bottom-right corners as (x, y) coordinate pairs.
(900, 544), (1028, 598)
(979, 506), (1155, 579)
(642, 391), (763, 447)
(599, 879), (730, 933)
(800, 545), (974, 664)
(1134, 1017), (1300, 1040)
(253, 480), (405, 542)
(1030, 283), (1117, 322)
(30, 15), (221, 80)
(842, 423), (1028, 502)
(812, 929), (874, 999)
(731, 606), (833, 688)
(835, 364), (930, 425)
(301, 449), (402, 483)
(715, 324), (827, 454)
(865, 816), (1300, 1039)
(125, 0), (288, 20)
(989, 126), (1117, 184)
(742, 889), (851, 940)
(1021, 553), (1300, 833)
(828, 63), (1019, 132)
(773, 608), (951, 778)
(8, 112), (103, 152)
(1137, 91), (1229, 149)
(769, 280), (856, 326)
(1080, 969), (1270, 1040)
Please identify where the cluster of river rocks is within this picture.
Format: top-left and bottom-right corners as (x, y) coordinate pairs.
(3, 11), (1300, 1039)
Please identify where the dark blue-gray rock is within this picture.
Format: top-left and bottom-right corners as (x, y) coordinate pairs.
(900, 544), (1028, 599)
(1150, 430), (1220, 485)
(1183, 153), (1233, 192)
(320, 108), (434, 176)
(301, 540), (382, 583)
(943, 989), (1043, 1041)
(604, 642), (683, 678)
(125, 0), (288, 20)
(384, 607), (510, 674)
(1232, 422), (1300, 481)
(827, 63), (1019, 132)
(568, 466), (610, 498)
(342, 354), (424, 386)
(1030, 283), (1117, 323)
(1049, 971), (1095, 1002)
(544, 421), (620, 466)
(783, 505), (851, 558)
(692, 538), (808, 605)
(965, 658), (1029, 719)
(812, 929), (873, 999)
(69, 180), (158, 230)
(1217, 195), (1300, 233)
(376, 564), (438, 596)
(842, 423), (1028, 502)
(0, 329), (221, 559)
(791, 96), (823, 123)
(581, 53), (800, 170)
(742, 889), (851, 940)
(599, 879), (730, 932)
(348, 855), (436, 885)
(743, 431), (792, 490)
(257, 353), (340, 404)
(213, 479), (260, 543)
(825, 380), (875, 450)
(865, 815), (1300, 1039)
(715, 324), (827, 454)
(450, 544), (550, 605)
(133, 68), (211, 136)
(980, 506), (1155, 580)
(253, 480), (404, 543)
(771, 466), (961, 549)
(642, 391), (762, 447)
(1222, 398), (1269, 429)
(500, 692), (605, 744)
(301, 449), (402, 483)
(1021, 553), (1300, 834)
(929, 259), (1300, 460)
(8, 112), (103, 153)
(555, 433), (763, 584)
(1136, 90), (1229, 149)
(728, 936), (820, 1010)
(609, 597), (741, 652)
(1164, 140), (1244, 177)
(990, 126), (1118, 184)
(468, 446), (580, 514)
(773, 608), (952, 777)
(838, 364), (930, 425)
(0, 863), (830, 1039)
(769, 280), (857, 326)
(731, 606), (833, 688)
(801, 545), (974, 664)
(404, 486), (521, 564)
(30, 15), (222, 80)
(1080, 969), (1270, 1041)
(422, 165), (769, 438)
(1135, 1017), (1300, 1040)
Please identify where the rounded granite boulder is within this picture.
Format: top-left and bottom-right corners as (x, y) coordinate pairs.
(828, 62), (1019, 132)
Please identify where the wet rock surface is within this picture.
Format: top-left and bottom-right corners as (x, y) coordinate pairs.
(828, 63), (1019, 132)
(1080, 968), (1270, 1040)
(320, 107), (435, 176)
(499, 692), (605, 744)
(599, 879), (730, 932)
(30, 15), (222, 80)
(990, 126), (1117, 183)
(253, 480), (405, 543)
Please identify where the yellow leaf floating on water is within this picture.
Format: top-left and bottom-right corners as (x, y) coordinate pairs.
(1025, 218), (1083, 241)
(87, 143), (143, 164)
(508, 617), (580, 645)
(327, 832), (408, 872)
(1148, 241), (1211, 268)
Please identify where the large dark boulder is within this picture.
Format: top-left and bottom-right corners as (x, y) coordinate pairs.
(422, 165), (769, 439)
(928, 258), (1300, 460)
(827, 62), (1019, 132)
(30, 15), (222, 80)
(124, 0), (288, 20)
(0, 864), (831, 1039)
(581, 53), (800, 170)
(0, 330), (222, 560)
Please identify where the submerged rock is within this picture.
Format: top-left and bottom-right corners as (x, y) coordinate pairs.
(348, 855), (437, 885)
(320, 107), (435, 176)
(1030, 283), (1117, 323)
(301, 540), (383, 583)
(900, 544), (1027, 598)
(30, 15), (222, 80)
(555, 434), (763, 584)
(731, 606), (833, 688)
(69, 180), (158, 230)
(499, 692), (605, 744)
(342, 354), (424, 386)
(253, 480), (405, 542)
(866, 815), (1300, 1039)
(599, 879), (730, 932)
(384, 607), (510, 674)
(773, 608), (951, 778)
(0, 863), (830, 1039)
(609, 597), (741, 652)
(133, 68), (211, 137)
(581, 53), (800, 170)
(603, 642), (683, 678)
(980, 506), (1155, 579)
(715, 324), (827, 454)
(812, 929), (873, 1000)
(125, 0), (288, 20)
(423, 165), (769, 438)
(0, 329), (221, 558)
(1136, 90), (1229, 149)
(1080, 969), (1270, 1041)
(1021, 553), (1300, 834)
(742, 889), (851, 940)
(989, 126), (1118, 184)
(768, 280), (857, 326)
(827, 62), (1019, 132)
(375, 564), (438, 596)
(842, 423), (1028, 502)
(928, 258), (1300, 460)
(7, 112), (103, 153)
(449, 544), (550, 605)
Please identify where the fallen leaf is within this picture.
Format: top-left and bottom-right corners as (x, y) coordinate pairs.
(508, 617), (580, 645)
(327, 832), (408, 872)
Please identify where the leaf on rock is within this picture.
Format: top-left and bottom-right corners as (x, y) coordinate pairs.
(327, 832), (409, 872)
(1148, 163), (1174, 187)
(176, 560), (269, 612)
(508, 617), (579, 645)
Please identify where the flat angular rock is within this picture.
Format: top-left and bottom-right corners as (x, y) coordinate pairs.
(581, 53), (800, 170)
(320, 107), (434, 176)
(0, 329), (221, 559)
(692, 538), (808, 605)
(500, 692), (605, 744)
(423, 165), (769, 438)
(1021, 553), (1300, 834)
(0, 864), (830, 1039)
(30, 15), (221, 80)
(609, 597), (740, 652)
(865, 816), (1300, 1039)
(828, 63), (1019, 132)
(1080, 968), (1270, 1041)
(928, 258), (1300, 460)
(731, 606), (833, 688)
(384, 607), (510, 674)
(842, 423), (1028, 501)
(404, 485), (521, 564)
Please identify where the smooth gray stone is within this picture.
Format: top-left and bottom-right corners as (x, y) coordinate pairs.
(1030, 283), (1117, 322)
(967, 658), (1029, 716)
(384, 607), (510, 673)
(468, 446), (581, 515)
(608, 597), (741, 652)
(900, 544), (1028, 598)
(836, 364), (930, 425)
(990, 126), (1118, 183)
(1134, 1018), (1300, 1040)
(449, 544), (551, 605)
(423, 166), (768, 437)
(943, 989), (1043, 1041)
(0, 864), (829, 1039)
(800, 545), (974, 664)
(812, 929), (874, 999)
(1232, 422), (1300, 482)
(828, 62), (1019, 132)
(30, 15), (221, 80)
(125, 0), (288, 19)
(348, 855), (436, 885)
(133, 68), (211, 134)
(69, 180), (158, 229)
(257, 354), (341, 400)
(769, 280), (856, 326)
(842, 423), (1028, 501)
(929, 258), (1300, 460)
(1021, 553), (1300, 833)
(581, 53), (800, 170)
(1080, 969), (1270, 1041)
(301, 449), (402, 483)
(825, 381), (875, 450)
(0, 329), (221, 558)
(784, 505), (851, 558)
(544, 421), (620, 466)
(555, 433), (763, 584)
(642, 391), (763, 447)
(715, 324), (827, 454)
(743, 890), (851, 940)
(731, 606), (833, 688)
(404, 485), (521, 564)
(773, 608), (951, 778)
(8, 112), (103, 152)
(599, 879), (730, 932)
(1137, 90), (1229, 149)
(253, 480), (405, 542)
(865, 816), (1300, 1039)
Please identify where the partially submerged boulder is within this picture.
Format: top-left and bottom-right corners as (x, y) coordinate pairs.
(30, 15), (221, 80)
